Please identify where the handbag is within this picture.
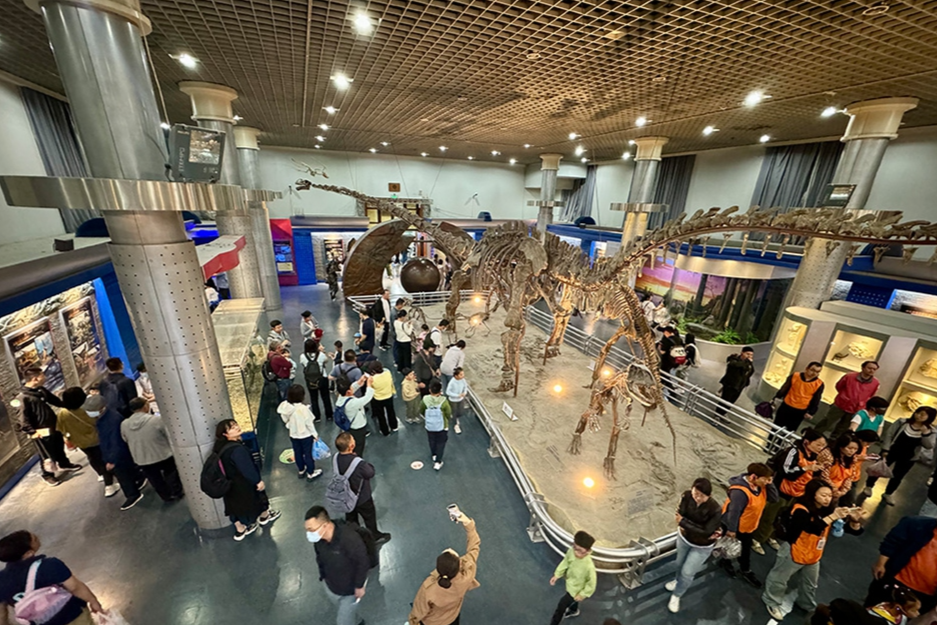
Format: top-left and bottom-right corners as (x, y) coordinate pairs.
(712, 535), (742, 560)
(312, 439), (331, 461)
(754, 401), (775, 420)
(865, 458), (894, 479)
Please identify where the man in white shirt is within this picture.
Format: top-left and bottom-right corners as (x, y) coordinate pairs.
(439, 339), (466, 392)
(371, 290), (393, 351)
(335, 376), (374, 456)
(393, 310), (414, 372)
(427, 320), (450, 355)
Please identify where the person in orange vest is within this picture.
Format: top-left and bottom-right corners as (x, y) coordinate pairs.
(762, 479), (865, 621)
(753, 428), (829, 554)
(867, 515), (937, 615)
(773, 361), (825, 434)
(718, 463), (778, 588)
(819, 432), (864, 506)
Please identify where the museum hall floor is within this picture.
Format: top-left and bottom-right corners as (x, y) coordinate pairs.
(0, 284), (932, 625)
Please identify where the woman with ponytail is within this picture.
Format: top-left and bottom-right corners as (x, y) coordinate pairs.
(408, 508), (480, 625)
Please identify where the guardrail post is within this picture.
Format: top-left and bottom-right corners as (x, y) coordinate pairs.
(487, 440), (501, 458)
(617, 538), (659, 589)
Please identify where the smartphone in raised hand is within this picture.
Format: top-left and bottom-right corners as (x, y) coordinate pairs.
(447, 503), (461, 522)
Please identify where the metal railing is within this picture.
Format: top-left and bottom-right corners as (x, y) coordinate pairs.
(347, 290), (797, 585)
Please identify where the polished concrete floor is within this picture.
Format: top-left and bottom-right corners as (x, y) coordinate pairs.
(0, 283), (933, 625)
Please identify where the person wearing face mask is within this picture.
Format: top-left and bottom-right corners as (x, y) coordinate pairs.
(664, 478), (723, 613)
(304, 505), (371, 625)
(408, 507), (480, 625)
(55, 387), (117, 497)
(762, 479), (865, 621)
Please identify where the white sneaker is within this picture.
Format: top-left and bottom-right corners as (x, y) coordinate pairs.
(664, 580), (677, 592)
(97, 475), (105, 483)
(104, 484), (121, 498)
(668, 594), (680, 613)
(454, 423), (462, 434)
(434, 461), (443, 471)
(432, 455), (437, 462)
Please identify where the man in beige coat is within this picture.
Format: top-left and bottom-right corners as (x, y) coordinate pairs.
(408, 509), (480, 625)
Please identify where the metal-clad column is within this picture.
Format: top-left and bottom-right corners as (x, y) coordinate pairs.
(234, 126), (284, 319)
(179, 82), (264, 302)
(787, 97), (919, 309)
(621, 136), (668, 244)
(536, 153), (563, 232)
(27, 0), (234, 530)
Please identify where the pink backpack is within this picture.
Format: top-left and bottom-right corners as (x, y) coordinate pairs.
(13, 558), (74, 624)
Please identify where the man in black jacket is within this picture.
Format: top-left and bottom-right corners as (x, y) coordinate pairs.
(305, 505), (371, 625)
(16, 368), (81, 486)
(98, 357), (138, 418)
(867, 515), (937, 613)
(717, 347), (756, 417)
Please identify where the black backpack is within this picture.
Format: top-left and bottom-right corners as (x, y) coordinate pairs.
(262, 360), (278, 383)
(304, 353), (323, 386)
(337, 363), (358, 388)
(773, 505), (795, 543)
(200, 444), (236, 499)
(341, 521), (379, 569)
(769, 445), (794, 475)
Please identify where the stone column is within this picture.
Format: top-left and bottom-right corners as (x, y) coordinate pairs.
(28, 0), (232, 529)
(787, 97), (918, 309)
(179, 82), (264, 302)
(620, 136), (669, 244)
(234, 126), (284, 319)
(536, 153), (563, 232)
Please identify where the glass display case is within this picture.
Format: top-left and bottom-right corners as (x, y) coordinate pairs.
(213, 299), (267, 433)
(818, 328), (886, 404)
(886, 341), (937, 422)
(763, 314), (809, 388)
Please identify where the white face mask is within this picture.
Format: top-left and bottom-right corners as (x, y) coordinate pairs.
(306, 530), (322, 543)
(86, 411), (101, 418)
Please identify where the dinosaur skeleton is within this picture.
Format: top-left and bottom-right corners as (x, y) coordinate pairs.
(296, 172), (937, 478)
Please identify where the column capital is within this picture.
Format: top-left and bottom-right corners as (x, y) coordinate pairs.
(632, 137), (669, 161)
(539, 153), (563, 170)
(842, 97), (919, 141)
(233, 126), (262, 150)
(25, 0), (152, 35)
(179, 81), (238, 123)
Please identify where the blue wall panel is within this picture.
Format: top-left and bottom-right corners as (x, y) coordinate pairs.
(293, 232), (317, 285)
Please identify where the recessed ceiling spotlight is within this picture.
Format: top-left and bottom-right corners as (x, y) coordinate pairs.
(318, 124), (329, 130)
(421, 152), (429, 157)
(523, 143), (531, 148)
(744, 90), (766, 107)
(862, 2), (889, 16)
(635, 116), (647, 127)
(574, 146), (585, 156)
(509, 158), (517, 165)
(652, 75), (667, 83)
(628, 139), (636, 145)
(381, 141), (390, 147)
(315, 135), (326, 142)
(456, 95), (467, 101)
(174, 53), (198, 69)
(292, 123), (301, 127)
(527, 52), (541, 60)
(420, 117), (430, 122)
(603, 29), (624, 40)
(568, 132), (578, 140)
(352, 11), (374, 35)
(702, 125), (718, 136)
(233, 115), (243, 122)
(580, 157), (588, 163)
(821, 106), (840, 118)
(491, 150), (500, 156)
(621, 151), (631, 160)
(314, 144), (321, 149)
(759, 134), (771, 143)
(331, 73), (353, 90)
(160, 122), (171, 130)
(439, 146), (447, 152)
(323, 106), (338, 114)
(369, 148), (378, 153)
(467, 156), (474, 160)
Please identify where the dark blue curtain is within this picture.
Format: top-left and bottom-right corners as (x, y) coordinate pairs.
(750, 140), (843, 211)
(560, 165), (597, 223)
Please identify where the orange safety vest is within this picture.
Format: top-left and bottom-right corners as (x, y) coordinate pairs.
(780, 448), (815, 498)
(827, 460), (860, 491)
(785, 374), (823, 410)
(789, 503), (831, 565)
(721, 483), (767, 534)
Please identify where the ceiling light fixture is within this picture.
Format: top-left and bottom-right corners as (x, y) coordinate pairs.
(509, 158), (517, 165)
(628, 139), (636, 145)
(439, 146), (447, 152)
(702, 125), (717, 136)
(352, 12), (374, 35)
(526, 52), (541, 60)
(744, 90), (765, 107)
(635, 116), (647, 127)
(568, 132), (578, 140)
(421, 152), (429, 157)
(759, 134), (771, 143)
(233, 115), (243, 122)
(318, 124), (329, 130)
(369, 148), (377, 153)
(491, 150), (500, 156)
(175, 53), (198, 69)
(821, 106), (839, 118)
(315, 135), (326, 142)
(523, 143), (531, 148)
(160, 122), (171, 130)
(580, 157), (588, 163)
(381, 141), (390, 147)
(574, 146), (585, 156)
(652, 75), (667, 83)
(622, 151), (631, 160)
(467, 156), (474, 160)
(314, 144), (321, 149)
(323, 106), (338, 114)
(863, 2), (889, 16)
(331, 73), (353, 90)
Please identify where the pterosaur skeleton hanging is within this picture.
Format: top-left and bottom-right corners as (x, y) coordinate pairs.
(295, 170), (937, 478)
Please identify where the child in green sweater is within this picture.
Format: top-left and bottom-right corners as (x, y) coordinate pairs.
(549, 530), (597, 623)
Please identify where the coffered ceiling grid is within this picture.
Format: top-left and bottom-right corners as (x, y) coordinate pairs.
(1, 0), (937, 162)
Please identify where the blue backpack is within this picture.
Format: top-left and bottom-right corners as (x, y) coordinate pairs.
(333, 399), (352, 431)
(424, 402), (445, 432)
